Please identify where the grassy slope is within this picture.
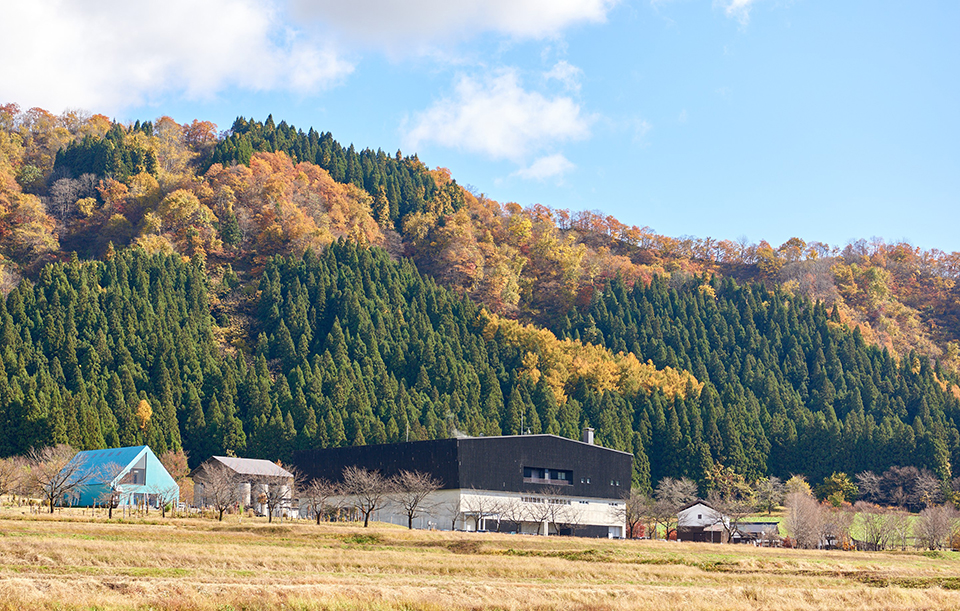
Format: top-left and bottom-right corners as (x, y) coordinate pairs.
(1, 509), (960, 610)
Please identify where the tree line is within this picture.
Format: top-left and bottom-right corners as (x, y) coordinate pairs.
(207, 115), (465, 224)
(557, 275), (960, 488)
(0, 245), (671, 487)
(2, 242), (960, 500)
(4, 104), (960, 503)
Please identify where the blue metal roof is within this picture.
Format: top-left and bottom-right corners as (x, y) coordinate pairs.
(65, 445), (179, 508)
(70, 446), (148, 476)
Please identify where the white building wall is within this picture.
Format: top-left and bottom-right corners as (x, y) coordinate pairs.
(328, 489), (625, 537)
(678, 502), (724, 528)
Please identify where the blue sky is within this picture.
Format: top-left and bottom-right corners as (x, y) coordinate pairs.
(2, 0), (957, 252)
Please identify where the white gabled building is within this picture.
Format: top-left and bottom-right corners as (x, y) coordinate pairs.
(677, 501), (727, 543)
(191, 456), (295, 517)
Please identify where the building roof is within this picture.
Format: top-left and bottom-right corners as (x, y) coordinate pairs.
(207, 456), (293, 478)
(68, 446), (149, 480)
(454, 434), (633, 456)
(737, 522), (780, 533)
(64, 445), (179, 507)
(678, 500), (718, 513)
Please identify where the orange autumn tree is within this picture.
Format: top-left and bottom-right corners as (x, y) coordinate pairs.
(201, 151), (383, 259)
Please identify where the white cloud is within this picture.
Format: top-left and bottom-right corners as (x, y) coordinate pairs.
(632, 118), (652, 144)
(717, 0), (760, 26)
(0, 0), (353, 114)
(544, 61), (584, 92)
(403, 69), (594, 162)
(291, 0), (618, 50)
(512, 153), (576, 180)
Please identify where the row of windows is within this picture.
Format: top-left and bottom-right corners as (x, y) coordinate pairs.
(522, 467), (572, 484)
(520, 496), (572, 505)
(522, 468), (620, 488)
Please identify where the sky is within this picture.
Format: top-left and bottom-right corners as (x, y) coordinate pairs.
(2, 0), (958, 252)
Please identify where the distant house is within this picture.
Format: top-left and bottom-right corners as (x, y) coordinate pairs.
(677, 501), (726, 543)
(292, 429), (632, 538)
(67, 446), (179, 509)
(732, 521), (781, 545)
(678, 501), (781, 544)
(191, 456), (295, 516)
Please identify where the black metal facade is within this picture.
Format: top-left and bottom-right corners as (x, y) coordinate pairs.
(294, 438), (461, 488)
(292, 435), (632, 500)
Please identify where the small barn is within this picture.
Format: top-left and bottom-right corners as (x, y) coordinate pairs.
(67, 446), (179, 509)
(191, 456), (295, 516)
(677, 501), (727, 542)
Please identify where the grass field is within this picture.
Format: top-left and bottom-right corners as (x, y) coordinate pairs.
(1, 508), (960, 610)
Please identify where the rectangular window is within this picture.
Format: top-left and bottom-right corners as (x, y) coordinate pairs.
(122, 468), (146, 486)
(523, 467), (572, 485)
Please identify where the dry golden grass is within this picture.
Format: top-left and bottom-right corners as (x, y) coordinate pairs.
(1, 507), (960, 610)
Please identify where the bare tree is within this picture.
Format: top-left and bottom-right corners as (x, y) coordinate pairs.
(301, 478), (341, 524)
(460, 489), (509, 531)
(92, 462), (125, 519)
(447, 494), (462, 530)
(821, 504), (856, 549)
(887, 510), (913, 551)
(28, 445), (95, 513)
(147, 479), (181, 518)
(390, 470), (442, 529)
(159, 449), (191, 512)
(915, 505), (959, 550)
(855, 501), (890, 550)
(10, 456), (32, 504)
(48, 178), (80, 219)
(0, 457), (24, 502)
(754, 476), (785, 515)
(342, 466), (392, 528)
(855, 471), (882, 504)
(47, 174), (97, 219)
(521, 494), (555, 535)
(875, 466), (941, 512)
(651, 477), (698, 539)
(617, 488), (654, 538)
(558, 501), (587, 536)
(656, 477), (699, 509)
(784, 492), (824, 549)
(914, 471), (944, 510)
(540, 485), (577, 536)
(707, 484), (756, 543)
(196, 462), (239, 521)
(496, 498), (525, 532)
(254, 466), (304, 523)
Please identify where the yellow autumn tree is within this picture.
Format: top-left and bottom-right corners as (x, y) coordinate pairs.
(479, 310), (701, 404)
(136, 399), (153, 431)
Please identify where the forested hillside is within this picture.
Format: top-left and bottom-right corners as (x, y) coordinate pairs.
(2, 104), (960, 493)
(0, 245), (695, 486)
(560, 276), (960, 485)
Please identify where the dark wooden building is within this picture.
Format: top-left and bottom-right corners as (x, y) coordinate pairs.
(292, 431), (633, 537)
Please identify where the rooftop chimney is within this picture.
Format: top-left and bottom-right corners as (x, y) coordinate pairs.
(582, 427), (595, 445)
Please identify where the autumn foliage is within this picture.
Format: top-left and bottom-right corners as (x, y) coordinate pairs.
(1, 105), (960, 496)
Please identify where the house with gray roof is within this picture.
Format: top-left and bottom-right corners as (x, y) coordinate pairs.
(191, 456), (295, 516)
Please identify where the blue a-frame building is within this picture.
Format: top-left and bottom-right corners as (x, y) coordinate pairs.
(67, 446), (179, 508)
